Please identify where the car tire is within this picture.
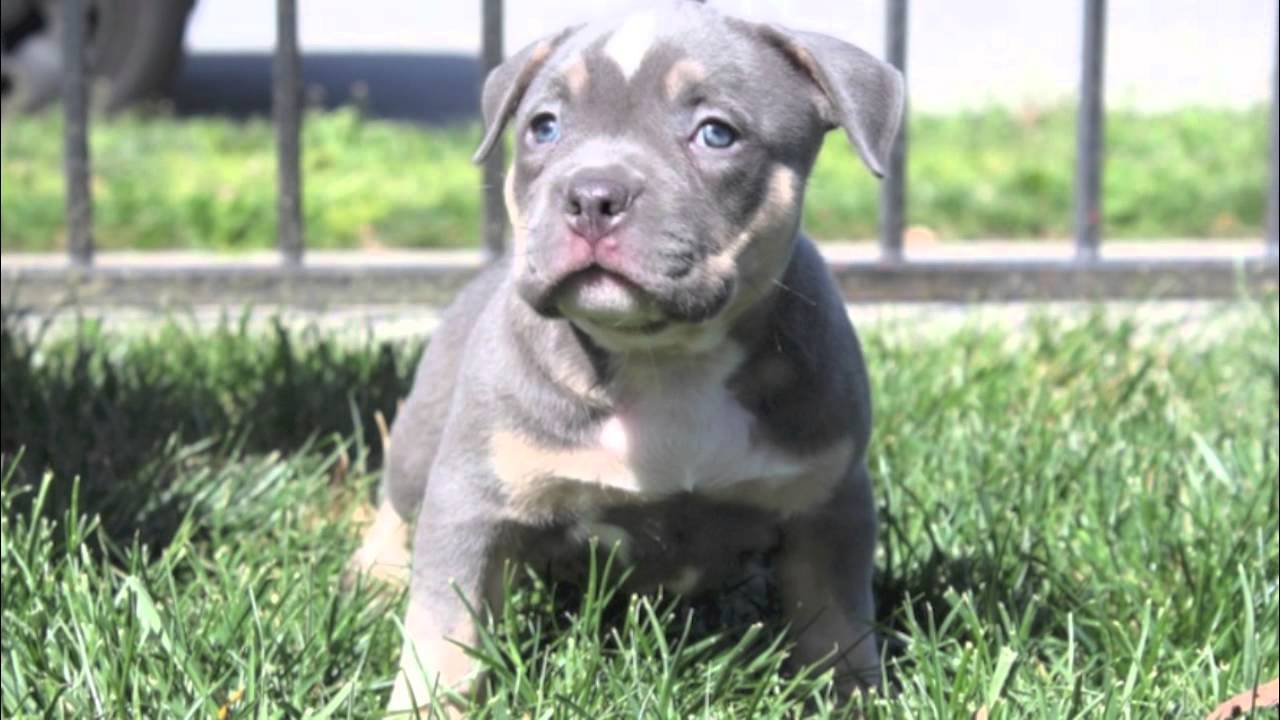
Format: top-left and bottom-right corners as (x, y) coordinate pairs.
(1, 0), (195, 114)
(87, 0), (196, 111)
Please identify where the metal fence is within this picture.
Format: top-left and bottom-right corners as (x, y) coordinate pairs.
(5, 0), (1279, 308)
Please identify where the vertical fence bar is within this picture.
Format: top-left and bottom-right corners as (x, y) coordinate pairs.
(274, 0), (305, 266)
(1074, 0), (1107, 262)
(1267, 10), (1278, 256)
(62, 0), (93, 267)
(879, 0), (908, 263)
(481, 0), (507, 257)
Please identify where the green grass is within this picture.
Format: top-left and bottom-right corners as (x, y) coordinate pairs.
(2, 302), (1278, 717)
(1, 105), (1271, 252)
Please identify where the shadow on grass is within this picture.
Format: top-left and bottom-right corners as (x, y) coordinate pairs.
(0, 309), (422, 547)
(0, 308), (1081, 685)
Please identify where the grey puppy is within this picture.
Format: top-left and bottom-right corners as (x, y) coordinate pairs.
(348, 1), (904, 714)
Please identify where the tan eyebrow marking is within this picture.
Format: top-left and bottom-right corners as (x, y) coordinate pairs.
(664, 58), (707, 101)
(562, 55), (590, 95)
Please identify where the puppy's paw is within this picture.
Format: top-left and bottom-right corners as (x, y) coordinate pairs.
(384, 679), (465, 720)
(343, 500), (412, 590)
(385, 629), (478, 720)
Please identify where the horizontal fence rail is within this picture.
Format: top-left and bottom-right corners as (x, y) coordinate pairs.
(5, 0), (1277, 309)
(3, 253), (1275, 308)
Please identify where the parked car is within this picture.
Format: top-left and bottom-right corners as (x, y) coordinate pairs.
(2, 0), (195, 113)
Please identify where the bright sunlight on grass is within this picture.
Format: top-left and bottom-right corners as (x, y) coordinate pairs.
(2, 301), (1278, 717)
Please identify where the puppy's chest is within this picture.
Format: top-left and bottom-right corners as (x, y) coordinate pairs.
(491, 367), (848, 520)
(602, 378), (797, 492)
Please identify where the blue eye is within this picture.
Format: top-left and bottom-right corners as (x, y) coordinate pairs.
(530, 114), (560, 144)
(696, 120), (737, 149)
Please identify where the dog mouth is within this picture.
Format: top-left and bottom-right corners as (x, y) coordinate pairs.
(521, 239), (740, 338)
(551, 266), (669, 332)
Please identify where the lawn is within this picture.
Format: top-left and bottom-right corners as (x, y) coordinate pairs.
(0, 105), (1271, 253)
(1, 301), (1278, 718)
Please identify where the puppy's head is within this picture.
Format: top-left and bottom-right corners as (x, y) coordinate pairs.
(476, 1), (903, 352)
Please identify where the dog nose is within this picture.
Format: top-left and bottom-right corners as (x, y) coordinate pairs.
(564, 176), (633, 243)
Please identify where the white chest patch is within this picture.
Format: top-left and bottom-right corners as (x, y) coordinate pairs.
(491, 345), (852, 520)
(594, 347), (805, 495)
(602, 12), (658, 81)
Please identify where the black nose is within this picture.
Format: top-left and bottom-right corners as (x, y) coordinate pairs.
(564, 175), (634, 243)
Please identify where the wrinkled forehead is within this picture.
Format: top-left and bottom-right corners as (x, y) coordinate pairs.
(526, 5), (777, 116)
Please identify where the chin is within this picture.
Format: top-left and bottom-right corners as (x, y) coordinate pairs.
(563, 285), (740, 356)
(517, 256), (743, 352)
(572, 314), (738, 356)
(555, 269), (657, 323)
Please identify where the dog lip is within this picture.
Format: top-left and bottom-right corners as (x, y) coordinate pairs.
(549, 264), (675, 332)
(545, 262), (645, 305)
(564, 265), (641, 292)
(571, 317), (671, 337)
(630, 319), (671, 334)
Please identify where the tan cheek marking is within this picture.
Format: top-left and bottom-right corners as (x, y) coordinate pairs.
(710, 165), (799, 270)
(490, 431), (641, 518)
(562, 56), (590, 96)
(504, 168), (527, 259)
(663, 58), (706, 101)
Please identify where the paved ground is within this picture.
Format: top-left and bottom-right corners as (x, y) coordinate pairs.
(175, 0), (1276, 121)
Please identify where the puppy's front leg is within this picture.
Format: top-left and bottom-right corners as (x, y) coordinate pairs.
(777, 462), (882, 695)
(386, 470), (507, 717)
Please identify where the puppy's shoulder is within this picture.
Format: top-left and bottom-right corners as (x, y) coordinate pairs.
(730, 236), (871, 457)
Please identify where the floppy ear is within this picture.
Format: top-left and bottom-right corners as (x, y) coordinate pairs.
(758, 26), (905, 178)
(472, 26), (580, 164)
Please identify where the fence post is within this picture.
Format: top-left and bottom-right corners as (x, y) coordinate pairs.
(1267, 10), (1278, 257)
(274, 0), (305, 266)
(1074, 0), (1107, 262)
(62, 0), (93, 267)
(879, 0), (908, 263)
(481, 0), (507, 258)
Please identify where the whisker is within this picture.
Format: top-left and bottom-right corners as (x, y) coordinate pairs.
(772, 279), (818, 307)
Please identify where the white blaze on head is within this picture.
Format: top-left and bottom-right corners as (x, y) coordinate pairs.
(602, 12), (658, 81)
